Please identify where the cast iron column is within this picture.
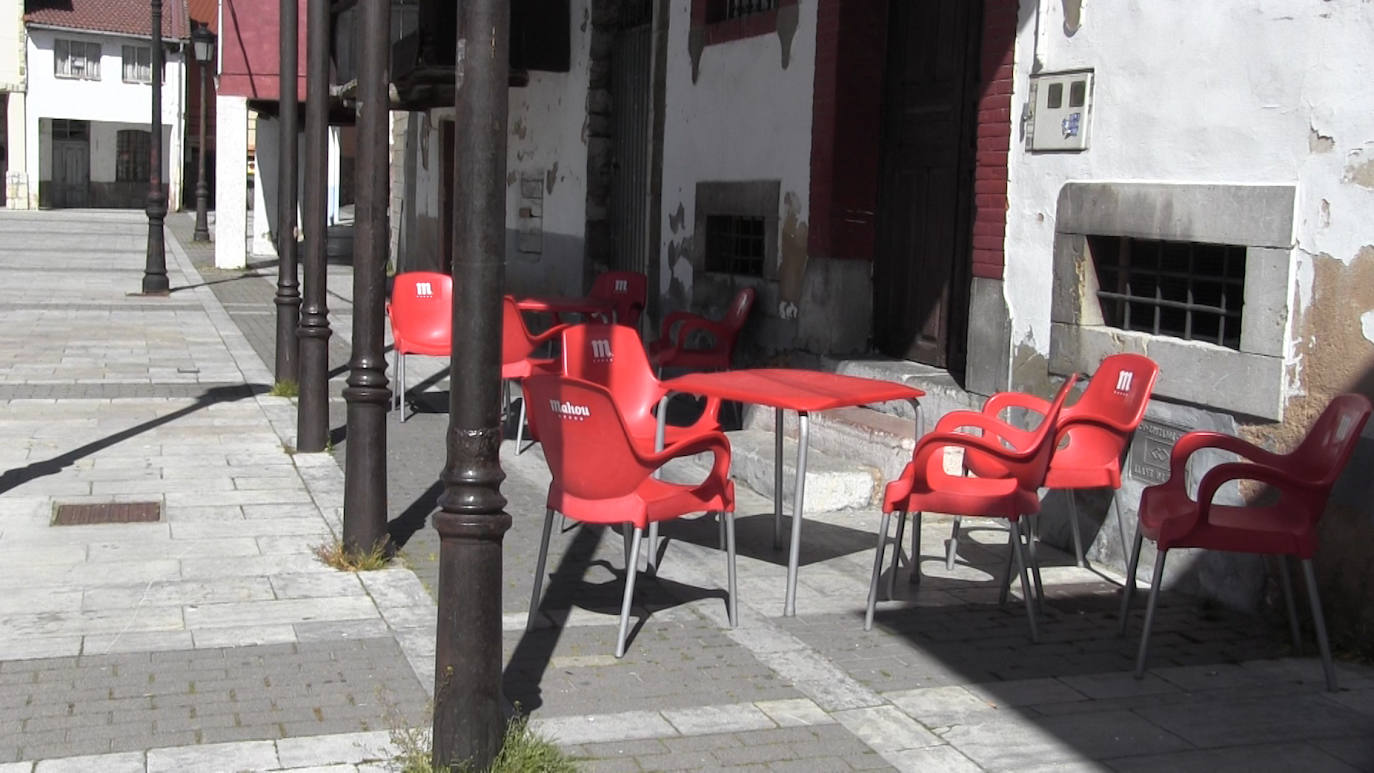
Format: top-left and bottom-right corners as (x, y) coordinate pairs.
(341, 0), (390, 553)
(192, 50), (211, 241)
(295, 0), (331, 452)
(141, 0), (169, 295)
(274, 0), (301, 383)
(432, 0), (512, 767)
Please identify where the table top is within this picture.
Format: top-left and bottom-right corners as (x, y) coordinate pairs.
(663, 368), (924, 413)
(515, 295), (616, 316)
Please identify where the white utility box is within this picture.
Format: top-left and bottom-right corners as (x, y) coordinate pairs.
(1028, 69), (1094, 151)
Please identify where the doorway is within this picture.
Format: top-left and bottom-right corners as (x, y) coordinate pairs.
(872, 0), (981, 370)
(609, 0), (654, 278)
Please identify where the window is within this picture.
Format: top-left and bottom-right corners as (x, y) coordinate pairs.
(707, 0), (778, 22)
(116, 130), (152, 182)
(1091, 237), (1246, 349)
(54, 39), (101, 80)
(705, 215), (767, 276)
(52, 119), (90, 141)
(122, 45), (153, 83)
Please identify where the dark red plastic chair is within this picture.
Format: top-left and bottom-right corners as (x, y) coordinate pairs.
(588, 270), (648, 329)
(386, 271), (452, 420)
(866, 375), (1080, 640)
(523, 374), (737, 657)
(1121, 393), (1370, 691)
(947, 354), (1160, 568)
(648, 287), (755, 373)
(502, 296), (570, 451)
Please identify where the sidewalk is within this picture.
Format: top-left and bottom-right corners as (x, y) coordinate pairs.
(0, 209), (1370, 772)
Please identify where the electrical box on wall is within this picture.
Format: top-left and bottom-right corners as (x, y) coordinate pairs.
(1028, 69), (1094, 151)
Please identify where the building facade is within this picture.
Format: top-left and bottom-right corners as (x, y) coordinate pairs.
(1, 0), (26, 208)
(22, 0), (191, 210)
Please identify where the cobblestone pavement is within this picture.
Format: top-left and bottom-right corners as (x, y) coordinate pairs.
(0, 210), (1370, 771)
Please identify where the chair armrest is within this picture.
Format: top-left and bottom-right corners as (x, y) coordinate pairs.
(932, 411), (1032, 451)
(661, 312), (727, 349)
(910, 429), (1038, 472)
(649, 430), (732, 482)
(1195, 461), (1319, 524)
(528, 322), (573, 347)
(1166, 432), (1289, 483)
(983, 391), (1052, 424)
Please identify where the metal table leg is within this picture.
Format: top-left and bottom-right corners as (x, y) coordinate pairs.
(783, 411), (810, 616)
(773, 407), (784, 550)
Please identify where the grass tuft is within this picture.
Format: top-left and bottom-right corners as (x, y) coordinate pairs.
(269, 379), (299, 397)
(312, 538), (392, 572)
(385, 701), (579, 773)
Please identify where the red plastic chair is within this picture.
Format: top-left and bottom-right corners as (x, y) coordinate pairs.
(648, 287), (756, 374)
(588, 270), (648, 329)
(947, 354), (1160, 569)
(523, 374), (737, 657)
(866, 374), (1080, 640)
(1120, 393), (1370, 691)
(502, 296), (570, 451)
(386, 271), (453, 420)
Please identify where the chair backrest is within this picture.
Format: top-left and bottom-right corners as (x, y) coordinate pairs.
(589, 271), (648, 327)
(1010, 374), (1080, 489)
(561, 323), (662, 438)
(719, 287), (756, 360)
(1289, 393), (1371, 491)
(523, 374), (654, 500)
(502, 295), (542, 365)
(389, 272), (452, 354)
(1058, 352), (1160, 463)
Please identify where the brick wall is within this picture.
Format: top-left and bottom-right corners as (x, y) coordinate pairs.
(970, 0), (1017, 280)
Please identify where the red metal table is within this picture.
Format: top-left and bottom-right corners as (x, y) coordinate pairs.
(659, 368), (924, 616)
(515, 295), (616, 320)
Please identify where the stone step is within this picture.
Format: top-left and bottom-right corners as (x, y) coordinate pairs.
(662, 428), (882, 512)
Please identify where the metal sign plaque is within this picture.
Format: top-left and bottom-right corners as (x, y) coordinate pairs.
(1128, 418), (1189, 485)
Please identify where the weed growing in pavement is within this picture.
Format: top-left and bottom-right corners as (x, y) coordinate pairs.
(312, 538), (392, 572)
(269, 379), (299, 397)
(383, 694), (579, 773)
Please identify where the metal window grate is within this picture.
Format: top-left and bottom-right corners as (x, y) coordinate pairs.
(723, 0), (778, 19)
(54, 501), (161, 525)
(705, 215), (766, 277)
(116, 130), (152, 182)
(1090, 236), (1246, 349)
(52, 119), (90, 141)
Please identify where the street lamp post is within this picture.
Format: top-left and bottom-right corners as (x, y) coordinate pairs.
(274, 0), (301, 384)
(191, 23), (214, 242)
(141, 0), (168, 295)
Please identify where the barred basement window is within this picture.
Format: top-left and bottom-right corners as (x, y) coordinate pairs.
(1091, 236), (1246, 349)
(705, 214), (766, 277)
(116, 130), (152, 182)
(705, 0), (778, 23)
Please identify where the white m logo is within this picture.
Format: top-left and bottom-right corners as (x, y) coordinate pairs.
(1116, 371), (1133, 393)
(415, 282), (434, 298)
(590, 339), (613, 360)
(614, 279), (628, 293)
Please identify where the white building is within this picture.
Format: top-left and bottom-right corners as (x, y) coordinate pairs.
(1, 0), (26, 208)
(21, 0), (190, 210)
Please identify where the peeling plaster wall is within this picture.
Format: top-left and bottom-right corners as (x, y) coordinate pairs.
(505, 0), (591, 296)
(1006, 2), (1374, 389)
(660, 1), (817, 344)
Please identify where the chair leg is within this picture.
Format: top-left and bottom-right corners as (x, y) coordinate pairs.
(1134, 549), (1168, 679)
(724, 511), (738, 628)
(908, 511), (923, 586)
(398, 354), (408, 422)
(945, 516), (962, 570)
(616, 526), (645, 658)
(865, 511), (893, 631)
(1301, 559), (1337, 692)
(1026, 514), (1045, 607)
(1119, 530), (1144, 636)
(1275, 554), (1302, 653)
(526, 508), (556, 631)
(999, 525), (1016, 607)
(888, 511), (907, 599)
(1065, 490), (1087, 568)
(515, 392), (528, 454)
(648, 521), (660, 575)
(1009, 518), (1039, 643)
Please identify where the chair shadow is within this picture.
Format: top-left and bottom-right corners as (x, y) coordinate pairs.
(656, 511), (878, 567)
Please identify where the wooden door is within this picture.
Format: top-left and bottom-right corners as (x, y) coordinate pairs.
(610, 0), (653, 276)
(54, 140), (90, 208)
(873, 0), (980, 367)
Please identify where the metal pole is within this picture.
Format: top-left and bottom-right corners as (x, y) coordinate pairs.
(274, 0), (301, 384)
(296, 0), (331, 452)
(192, 42), (211, 241)
(141, 0), (169, 295)
(341, 0), (390, 554)
(432, 0), (511, 767)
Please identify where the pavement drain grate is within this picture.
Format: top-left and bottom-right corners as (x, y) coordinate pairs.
(53, 501), (162, 525)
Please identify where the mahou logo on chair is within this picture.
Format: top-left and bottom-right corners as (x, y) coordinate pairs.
(415, 282), (434, 298)
(549, 400), (590, 420)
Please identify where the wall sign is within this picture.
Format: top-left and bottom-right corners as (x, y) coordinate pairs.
(1128, 418), (1189, 485)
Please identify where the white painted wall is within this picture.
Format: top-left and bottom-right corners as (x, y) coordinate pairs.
(1004, 1), (1374, 382)
(214, 93), (247, 267)
(0, 0), (23, 91)
(659, 2), (818, 299)
(24, 27), (187, 205)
